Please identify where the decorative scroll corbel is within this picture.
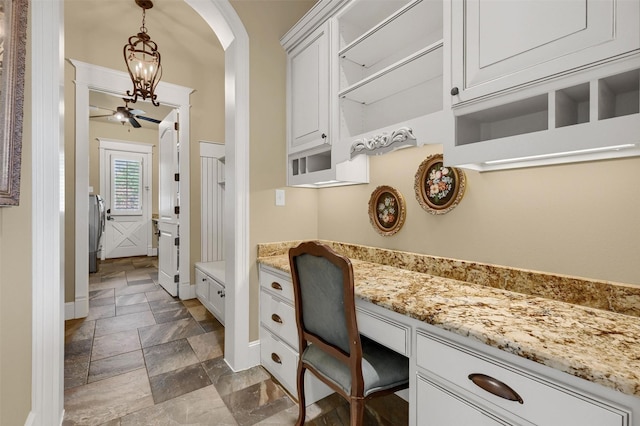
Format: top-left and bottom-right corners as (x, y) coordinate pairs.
(350, 127), (417, 159)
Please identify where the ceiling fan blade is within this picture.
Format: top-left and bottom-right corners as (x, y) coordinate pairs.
(129, 109), (145, 115)
(135, 115), (161, 124)
(89, 114), (114, 119)
(129, 117), (142, 128)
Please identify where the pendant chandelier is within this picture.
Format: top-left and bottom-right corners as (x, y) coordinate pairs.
(123, 0), (162, 106)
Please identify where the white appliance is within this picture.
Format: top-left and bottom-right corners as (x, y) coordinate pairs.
(89, 194), (105, 273)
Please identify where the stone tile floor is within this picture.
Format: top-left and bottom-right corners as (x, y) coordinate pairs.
(64, 256), (408, 425)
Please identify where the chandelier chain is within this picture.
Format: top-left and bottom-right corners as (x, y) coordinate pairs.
(140, 9), (147, 34)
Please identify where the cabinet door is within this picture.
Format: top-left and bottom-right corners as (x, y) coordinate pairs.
(288, 22), (330, 154)
(209, 278), (225, 325)
(451, 0), (640, 104)
(195, 269), (209, 301)
(417, 375), (510, 426)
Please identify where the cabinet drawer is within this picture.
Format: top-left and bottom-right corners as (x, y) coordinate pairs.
(260, 329), (334, 405)
(259, 267), (294, 302)
(260, 329), (298, 396)
(260, 290), (298, 350)
(356, 306), (409, 356)
(416, 332), (628, 426)
(417, 374), (510, 426)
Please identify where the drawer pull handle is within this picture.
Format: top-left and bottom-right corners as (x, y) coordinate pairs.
(271, 314), (283, 324)
(271, 352), (282, 364)
(271, 282), (283, 291)
(468, 373), (523, 404)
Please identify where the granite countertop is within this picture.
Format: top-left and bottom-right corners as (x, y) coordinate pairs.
(258, 254), (640, 399)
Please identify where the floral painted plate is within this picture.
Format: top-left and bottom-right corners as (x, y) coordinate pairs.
(414, 154), (466, 215)
(368, 185), (406, 236)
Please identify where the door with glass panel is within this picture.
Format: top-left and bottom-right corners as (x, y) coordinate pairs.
(100, 140), (152, 259)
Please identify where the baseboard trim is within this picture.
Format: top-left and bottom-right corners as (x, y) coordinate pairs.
(64, 302), (75, 320)
(248, 339), (260, 367)
(147, 248), (157, 256)
(24, 411), (36, 426)
(179, 283), (195, 300)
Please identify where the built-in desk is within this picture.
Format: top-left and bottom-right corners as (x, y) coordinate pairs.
(258, 242), (640, 425)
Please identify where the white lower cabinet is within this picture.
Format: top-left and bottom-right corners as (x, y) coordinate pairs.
(195, 261), (225, 325)
(415, 330), (631, 426)
(258, 265), (333, 404)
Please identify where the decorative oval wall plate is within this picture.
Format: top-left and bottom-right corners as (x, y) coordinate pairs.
(368, 185), (406, 236)
(414, 154), (466, 215)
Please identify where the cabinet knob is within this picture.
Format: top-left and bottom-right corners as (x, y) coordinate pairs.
(321, 133), (327, 140)
(271, 352), (282, 364)
(468, 373), (523, 404)
(271, 313), (283, 324)
(450, 87), (459, 96)
(271, 282), (283, 291)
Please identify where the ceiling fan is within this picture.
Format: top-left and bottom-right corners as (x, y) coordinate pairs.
(89, 98), (161, 128)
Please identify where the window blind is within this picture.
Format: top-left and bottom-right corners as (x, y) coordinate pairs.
(112, 157), (142, 213)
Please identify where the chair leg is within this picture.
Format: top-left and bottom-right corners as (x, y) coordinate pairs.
(296, 364), (306, 426)
(350, 397), (365, 426)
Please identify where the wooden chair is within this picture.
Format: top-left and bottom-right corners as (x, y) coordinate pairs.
(289, 241), (409, 425)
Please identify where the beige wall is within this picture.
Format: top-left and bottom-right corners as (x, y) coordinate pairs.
(232, 0), (319, 341)
(0, 28), (32, 424)
(64, 0), (224, 301)
(318, 144), (640, 286)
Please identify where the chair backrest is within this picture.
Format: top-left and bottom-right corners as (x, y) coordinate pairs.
(289, 241), (363, 387)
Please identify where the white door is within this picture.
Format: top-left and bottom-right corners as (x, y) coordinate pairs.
(158, 110), (180, 296)
(100, 141), (152, 259)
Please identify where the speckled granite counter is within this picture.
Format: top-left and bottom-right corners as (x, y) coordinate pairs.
(257, 240), (640, 399)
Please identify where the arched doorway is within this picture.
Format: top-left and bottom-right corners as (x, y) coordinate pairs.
(30, 0), (251, 422)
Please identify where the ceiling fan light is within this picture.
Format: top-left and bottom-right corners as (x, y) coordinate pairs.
(123, 1), (162, 106)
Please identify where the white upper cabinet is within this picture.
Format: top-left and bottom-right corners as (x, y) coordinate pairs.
(288, 22), (331, 154)
(444, 0), (640, 170)
(450, 0), (640, 105)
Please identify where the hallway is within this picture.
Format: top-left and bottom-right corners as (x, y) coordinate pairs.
(63, 257), (407, 425)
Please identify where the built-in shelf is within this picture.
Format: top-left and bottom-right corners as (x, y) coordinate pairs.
(339, 42), (442, 105)
(457, 94), (548, 145)
(449, 66), (640, 170)
(598, 69), (640, 120)
(555, 83), (590, 128)
(339, 0), (442, 74)
(337, 0), (411, 45)
(291, 148), (332, 177)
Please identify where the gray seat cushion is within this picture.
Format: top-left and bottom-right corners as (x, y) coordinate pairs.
(302, 335), (409, 397)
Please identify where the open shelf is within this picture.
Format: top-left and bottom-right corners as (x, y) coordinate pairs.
(291, 148), (331, 176)
(555, 83), (590, 128)
(338, 0), (412, 47)
(456, 94), (549, 145)
(598, 69), (640, 120)
(340, 76), (443, 138)
(339, 42), (442, 105)
(339, 0), (442, 71)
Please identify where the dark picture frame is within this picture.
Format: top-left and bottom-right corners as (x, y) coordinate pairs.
(414, 154), (466, 215)
(0, 0), (28, 206)
(368, 185), (406, 236)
